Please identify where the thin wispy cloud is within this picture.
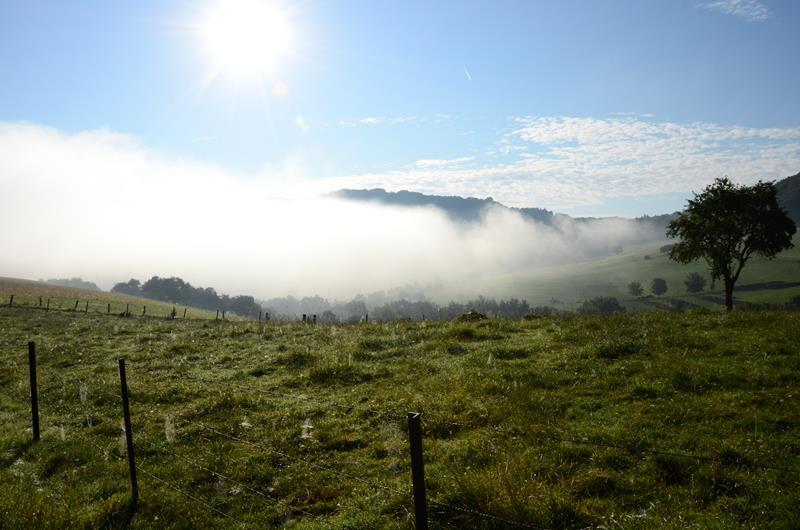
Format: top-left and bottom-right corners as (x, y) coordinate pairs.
(415, 156), (475, 168)
(700, 0), (771, 22)
(334, 116), (417, 127)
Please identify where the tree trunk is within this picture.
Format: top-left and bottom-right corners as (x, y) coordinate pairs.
(724, 277), (734, 311)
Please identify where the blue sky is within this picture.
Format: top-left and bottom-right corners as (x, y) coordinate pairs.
(1, 0), (799, 216)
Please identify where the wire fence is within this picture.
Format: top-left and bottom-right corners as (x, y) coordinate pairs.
(1, 340), (799, 528)
(0, 293), (249, 322)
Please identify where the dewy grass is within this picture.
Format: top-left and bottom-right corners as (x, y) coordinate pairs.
(1, 305), (799, 528)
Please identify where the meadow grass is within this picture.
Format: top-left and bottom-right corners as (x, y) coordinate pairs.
(1, 305), (799, 528)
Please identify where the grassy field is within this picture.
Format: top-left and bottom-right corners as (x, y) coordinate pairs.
(0, 277), (222, 320)
(432, 237), (800, 311)
(1, 304), (798, 528)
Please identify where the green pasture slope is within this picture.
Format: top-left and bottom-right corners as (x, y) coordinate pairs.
(434, 236), (800, 311)
(0, 277), (222, 320)
(1, 305), (798, 528)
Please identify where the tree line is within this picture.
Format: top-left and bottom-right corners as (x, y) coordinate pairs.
(111, 276), (261, 318)
(263, 295), (533, 322)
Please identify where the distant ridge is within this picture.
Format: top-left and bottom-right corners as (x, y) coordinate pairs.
(42, 277), (101, 291)
(332, 171), (800, 226)
(775, 171), (800, 224)
(332, 188), (560, 224)
(329, 188), (669, 227)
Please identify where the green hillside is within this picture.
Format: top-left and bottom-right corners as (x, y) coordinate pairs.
(0, 277), (222, 320)
(432, 237), (800, 311)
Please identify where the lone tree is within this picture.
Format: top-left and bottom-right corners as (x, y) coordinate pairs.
(667, 178), (796, 311)
(651, 278), (668, 296)
(684, 272), (706, 293)
(627, 281), (644, 297)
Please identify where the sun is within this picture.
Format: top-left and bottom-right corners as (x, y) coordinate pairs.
(200, 0), (291, 78)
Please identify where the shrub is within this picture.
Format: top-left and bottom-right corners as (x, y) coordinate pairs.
(579, 297), (625, 314)
(685, 272), (707, 293)
(627, 281), (643, 297)
(651, 278), (668, 296)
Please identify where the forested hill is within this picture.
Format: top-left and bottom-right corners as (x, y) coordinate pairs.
(776, 171), (800, 224)
(330, 188), (671, 228)
(332, 171), (800, 227)
(330, 188), (556, 223)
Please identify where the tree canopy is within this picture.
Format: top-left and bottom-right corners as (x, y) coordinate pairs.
(667, 178), (796, 310)
(651, 278), (668, 296)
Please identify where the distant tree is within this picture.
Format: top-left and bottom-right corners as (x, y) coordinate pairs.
(319, 310), (339, 323)
(684, 272), (707, 293)
(651, 278), (668, 296)
(667, 178), (796, 311)
(578, 296), (625, 314)
(111, 279), (142, 296)
(659, 244), (676, 254)
(627, 281), (643, 297)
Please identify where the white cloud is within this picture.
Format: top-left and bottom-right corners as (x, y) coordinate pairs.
(700, 0), (771, 22)
(415, 156), (475, 168)
(327, 115), (800, 209)
(337, 116), (416, 127)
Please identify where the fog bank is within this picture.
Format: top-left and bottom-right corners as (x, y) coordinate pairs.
(0, 123), (661, 299)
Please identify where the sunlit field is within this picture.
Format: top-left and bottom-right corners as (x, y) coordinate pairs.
(2, 304), (798, 528)
(0, 278), (222, 321)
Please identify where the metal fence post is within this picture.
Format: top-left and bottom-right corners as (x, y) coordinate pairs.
(407, 412), (428, 530)
(28, 342), (40, 441)
(118, 359), (138, 510)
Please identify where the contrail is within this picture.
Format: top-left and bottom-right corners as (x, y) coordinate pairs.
(464, 66), (472, 81)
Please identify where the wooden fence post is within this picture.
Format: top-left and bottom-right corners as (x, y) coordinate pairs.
(28, 342), (40, 441)
(74, 300), (79, 311)
(85, 301), (89, 313)
(142, 306), (146, 316)
(39, 296), (42, 307)
(125, 303), (130, 317)
(216, 310), (219, 321)
(46, 299), (50, 311)
(183, 308), (187, 319)
(222, 310), (225, 320)
(118, 359), (138, 511)
(108, 303), (111, 314)
(258, 311), (262, 323)
(8, 294), (14, 307)
(407, 412), (428, 530)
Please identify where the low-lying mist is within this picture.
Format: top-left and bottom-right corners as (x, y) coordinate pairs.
(0, 122), (663, 301)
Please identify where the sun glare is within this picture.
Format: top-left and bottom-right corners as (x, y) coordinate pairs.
(201, 0), (291, 78)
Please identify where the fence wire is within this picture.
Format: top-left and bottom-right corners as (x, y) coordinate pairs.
(174, 417), (409, 499)
(428, 496), (544, 529)
(137, 464), (248, 527)
(154, 446), (315, 517)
